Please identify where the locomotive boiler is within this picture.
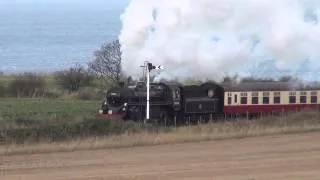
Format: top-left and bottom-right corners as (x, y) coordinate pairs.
(99, 81), (225, 125)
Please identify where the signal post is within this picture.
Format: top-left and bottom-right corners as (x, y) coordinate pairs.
(144, 61), (164, 123)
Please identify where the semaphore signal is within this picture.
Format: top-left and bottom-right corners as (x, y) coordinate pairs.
(147, 63), (164, 71)
(144, 61), (164, 123)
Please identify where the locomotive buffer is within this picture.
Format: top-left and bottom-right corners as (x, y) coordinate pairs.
(145, 62), (164, 123)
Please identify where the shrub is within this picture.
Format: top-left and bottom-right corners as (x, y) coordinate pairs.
(54, 64), (94, 93)
(41, 89), (60, 99)
(0, 83), (5, 97)
(75, 87), (104, 100)
(7, 73), (46, 98)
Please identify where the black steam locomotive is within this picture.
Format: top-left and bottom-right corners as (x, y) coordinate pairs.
(99, 81), (225, 125)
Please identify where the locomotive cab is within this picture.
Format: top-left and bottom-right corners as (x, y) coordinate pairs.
(171, 86), (182, 111)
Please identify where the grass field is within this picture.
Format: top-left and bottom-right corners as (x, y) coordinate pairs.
(0, 105), (319, 155)
(0, 75), (15, 86)
(1, 96), (320, 156)
(0, 98), (101, 118)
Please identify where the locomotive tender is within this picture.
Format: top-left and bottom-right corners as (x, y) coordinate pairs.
(99, 81), (225, 125)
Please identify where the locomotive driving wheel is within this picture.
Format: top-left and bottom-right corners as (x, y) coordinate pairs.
(159, 111), (168, 127)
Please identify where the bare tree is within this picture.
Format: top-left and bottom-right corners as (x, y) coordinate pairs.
(88, 40), (122, 83)
(54, 63), (93, 93)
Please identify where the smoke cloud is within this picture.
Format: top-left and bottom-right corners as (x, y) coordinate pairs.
(119, 0), (320, 82)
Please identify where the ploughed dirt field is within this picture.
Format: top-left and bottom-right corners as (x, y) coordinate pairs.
(1, 132), (320, 180)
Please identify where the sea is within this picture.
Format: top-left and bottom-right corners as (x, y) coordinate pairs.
(0, 0), (129, 73)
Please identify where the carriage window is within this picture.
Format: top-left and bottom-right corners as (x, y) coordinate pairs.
(241, 97), (247, 104)
(251, 97), (258, 104)
(274, 97), (280, 104)
(289, 91), (296, 96)
(300, 91), (306, 104)
(300, 96), (307, 103)
(240, 92), (247, 104)
(263, 92), (270, 96)
(273, 92), (280, 104)
(251, 92), (259, 104)
(273, 92), (280, 96)
(289, 96), (296, 103)
(228, 97), (232, 104)
(311, 91), (317, 104)
(227, 92), (232, 105)
(240, 92), (248, 96)
(263, 92), (270, 104)
(300, 91), (307, 96)
(289, 91), (296, 104)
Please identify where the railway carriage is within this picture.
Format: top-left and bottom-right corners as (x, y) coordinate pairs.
(222, 82), (320, 117)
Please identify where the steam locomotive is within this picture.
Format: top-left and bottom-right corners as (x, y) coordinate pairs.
(99, 81), (225, 125)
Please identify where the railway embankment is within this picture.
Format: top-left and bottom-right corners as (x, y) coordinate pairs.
(1, 110), (320, 155)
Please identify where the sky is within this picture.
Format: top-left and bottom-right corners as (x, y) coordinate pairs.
(2, 0), (320, 82)
(0, 0), (130, 73)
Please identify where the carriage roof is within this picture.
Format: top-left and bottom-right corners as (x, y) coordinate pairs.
(221, 82), (320, 92)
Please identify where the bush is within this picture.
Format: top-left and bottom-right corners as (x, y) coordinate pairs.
(54, 64), (94, 93)
(75, 87), (104, 100)
(0, 83), (5, 97)
(7, 73), (46, 98)
(41, 89), (60, 99)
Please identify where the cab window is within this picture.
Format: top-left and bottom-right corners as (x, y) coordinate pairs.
(173, 89), (180, 99)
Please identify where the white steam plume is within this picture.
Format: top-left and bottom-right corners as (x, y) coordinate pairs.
(119, 0), (320, 82)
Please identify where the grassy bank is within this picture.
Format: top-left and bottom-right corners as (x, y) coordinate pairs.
(0, 98), (100, 118)
(1, 110), (320, 155)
